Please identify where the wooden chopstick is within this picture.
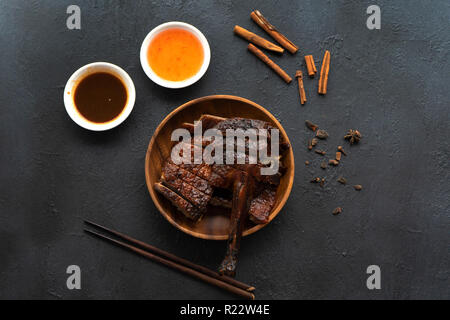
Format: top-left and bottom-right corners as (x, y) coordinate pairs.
(83, 222), (255, 300)
(84, 220), (254, 292)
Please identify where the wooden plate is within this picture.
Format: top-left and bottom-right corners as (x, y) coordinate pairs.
(145, 95), (294, 240)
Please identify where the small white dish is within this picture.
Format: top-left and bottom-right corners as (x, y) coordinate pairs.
(64, 62), (136, 131)
(140, 21), (211, 89)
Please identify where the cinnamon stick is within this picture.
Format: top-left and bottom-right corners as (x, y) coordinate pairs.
(318, 50), (331, 95)
(247, 43), (292, 83)
(295, 70), (307, 105)
(304, 55), (317, 77)
(250, 10), (298, 54)
(234, 25), (284, 54)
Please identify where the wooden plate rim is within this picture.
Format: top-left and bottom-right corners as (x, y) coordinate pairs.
(145, 94), (295, 240)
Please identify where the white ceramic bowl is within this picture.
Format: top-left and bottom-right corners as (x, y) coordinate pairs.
(64, 62), (136, 131)
(140, 22), (211, 89)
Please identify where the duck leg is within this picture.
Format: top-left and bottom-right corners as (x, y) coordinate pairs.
(218, 171), (252, 277)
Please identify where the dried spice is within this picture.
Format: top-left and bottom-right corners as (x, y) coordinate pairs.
(305, 160), (310, 165)
(308, 139), (313, 150)
(250, 10), (298, 54)
(316, 129), (328, 139)
(337, 177), (347, 185)
(332, 207), (343, 215)
(336, 152), (342, 161)
(295, 70), (307, 105)
(354, 184), (362, 191)
(248, 43), (292, 83)
(305, 120), (318, 131)
(315, 149), (326, 156)
(234, 25), (284, 53)
(304, 55), (317, 77)
(320, 161), (327, 169)
(329, 159), (339, 166)
(337, 145), (347, 156)
(311, 138), (319, 146)
(344, 129), (361, 145)
(320, 178), (325, 187)
(318, 50), (331, 95)
(310, 177), (321, 183)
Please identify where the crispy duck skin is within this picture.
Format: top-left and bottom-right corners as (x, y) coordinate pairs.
(218, 172), (252, 277)
(154, 183), (203, 221)
(161, 175), (210, 212)
(249, 187), (276, 224)
(162, 161), (212, 210)
(165, 160), (213, 195)
(156, 115), (291, 276)
(214, 117), (290, 152)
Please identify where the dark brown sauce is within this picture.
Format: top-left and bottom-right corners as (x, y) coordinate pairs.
(74, 72), (127, 123)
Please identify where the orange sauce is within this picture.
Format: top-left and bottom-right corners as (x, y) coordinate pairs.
(147, 28), (204, 81)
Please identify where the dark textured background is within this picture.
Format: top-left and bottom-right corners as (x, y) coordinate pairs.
(0, 0), (449, 299)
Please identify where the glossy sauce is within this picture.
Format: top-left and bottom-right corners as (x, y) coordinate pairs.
(147, 28), (204, 81)
(74, 72), (127, 123)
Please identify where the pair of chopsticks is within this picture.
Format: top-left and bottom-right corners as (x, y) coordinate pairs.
(83, 220), (255, 300)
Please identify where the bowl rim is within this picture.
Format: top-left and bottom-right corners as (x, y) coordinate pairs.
(63, 62), (136, 131)
(140, 21), (211, 89)
(145, 95), (295, 240)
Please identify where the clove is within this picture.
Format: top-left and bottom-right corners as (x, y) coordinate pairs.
(329, 159), (339, 166)
(315, 149), (326, 156)
(337, 146), (347, 156)
(320, 178), (325, 187)
(305, 120), (318, 131)
(310, 177), (321, 183)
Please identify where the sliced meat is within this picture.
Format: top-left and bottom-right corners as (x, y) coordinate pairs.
(214, 118), (272, 132)
(164, 161), (213, 195)
(249, 187), (277, 224)
(162, 161), (212, 211)
(211, 164), (235, 178)
(214, 117), (290, 155)
(161, 176), (210, 212)
(154, 183), (203, 221)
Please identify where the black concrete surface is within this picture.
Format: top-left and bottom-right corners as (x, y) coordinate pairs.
(0, 0), (449, 299)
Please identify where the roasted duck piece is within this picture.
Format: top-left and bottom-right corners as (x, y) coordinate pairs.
(249, 186), (277, 224)
(154, 114), (290, 276)
(219, 171), (253, 276)
(154, 183), (203, 221)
